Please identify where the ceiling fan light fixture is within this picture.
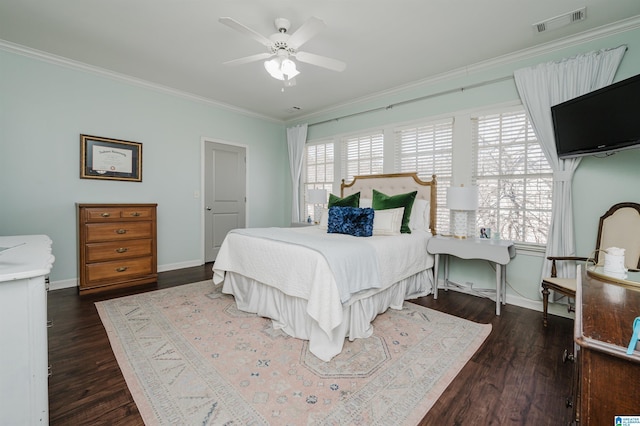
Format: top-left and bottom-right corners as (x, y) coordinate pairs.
(264, 56), (299, 81)
(281, 59), (299, 78)
(264, 58), (285, 80)
(220, 16), (346, 84)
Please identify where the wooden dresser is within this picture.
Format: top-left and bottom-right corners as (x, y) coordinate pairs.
(573, 267), (640, 424)
(77, 203), (157, 294)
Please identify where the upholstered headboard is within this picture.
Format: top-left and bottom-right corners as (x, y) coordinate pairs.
(341, 172), (437, 235)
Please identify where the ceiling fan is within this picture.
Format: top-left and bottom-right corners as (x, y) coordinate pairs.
(219, 16), (347, 86)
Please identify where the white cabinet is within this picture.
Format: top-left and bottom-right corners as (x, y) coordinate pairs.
(0, 235), (55, 425)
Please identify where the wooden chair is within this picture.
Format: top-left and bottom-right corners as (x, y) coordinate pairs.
(542, 202), (640, 327)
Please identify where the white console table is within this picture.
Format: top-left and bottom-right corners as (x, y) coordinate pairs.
(427, 235), (516, 315)
(0, 235), (55, 425)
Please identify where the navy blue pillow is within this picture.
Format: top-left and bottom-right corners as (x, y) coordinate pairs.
(327, 206), (374, 237)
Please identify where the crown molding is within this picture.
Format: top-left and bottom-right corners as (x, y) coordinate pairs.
(2, 13), (639, 128)
(0, 40), (283, 125)
(291, 15), (640, 125)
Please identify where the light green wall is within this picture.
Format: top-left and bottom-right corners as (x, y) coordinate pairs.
(0, 50), (289, 283)
(288, 25), (640, 310)
(2, 24), (639, 305)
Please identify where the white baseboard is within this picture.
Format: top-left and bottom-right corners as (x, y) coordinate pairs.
(49, 278), (78, 291)
(49, 259), (204, 291)
(158, 259), (203, 273)
(434, 279), (574, 320)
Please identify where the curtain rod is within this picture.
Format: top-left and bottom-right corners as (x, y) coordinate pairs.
(307, 75), (514, 128)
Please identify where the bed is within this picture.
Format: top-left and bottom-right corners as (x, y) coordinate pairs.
(212, 172), (438, 361)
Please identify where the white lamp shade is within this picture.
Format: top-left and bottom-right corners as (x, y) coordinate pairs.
(446, 186), (479, 211)
(281, 59), (299, 78)
(264, 56), (300, 81)
(307, 188), (327, 204)
(264, 58), (284, 80)
(447, 185), (478, 238)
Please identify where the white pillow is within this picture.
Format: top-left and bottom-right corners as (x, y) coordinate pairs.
(409, 199), (430, 231)
(359, 198), (372, 208)
(318, 208), (329, 230)
(373, 207), (404, 236)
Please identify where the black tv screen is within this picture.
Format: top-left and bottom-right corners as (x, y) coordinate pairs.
(551, 73), (640, 159)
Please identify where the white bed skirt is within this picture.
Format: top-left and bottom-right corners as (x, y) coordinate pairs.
(221, 269), (433, 362)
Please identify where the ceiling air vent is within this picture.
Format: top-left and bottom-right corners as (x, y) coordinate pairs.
(533, 7), (586, 33)
(286, 106), (302, 114)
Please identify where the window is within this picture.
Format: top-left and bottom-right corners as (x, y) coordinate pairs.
(341, 132), (384, 183)
(395, 118), (453, 233)
(472, 109), (552, 244)
(304, 141), (334, 221)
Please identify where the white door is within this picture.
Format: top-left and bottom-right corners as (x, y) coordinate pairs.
(204, 141), (246, 262)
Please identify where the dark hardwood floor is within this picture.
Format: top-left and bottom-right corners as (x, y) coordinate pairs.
(47, 264), (574, 425)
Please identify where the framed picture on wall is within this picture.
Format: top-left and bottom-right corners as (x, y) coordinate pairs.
(80, 134), (142, 182)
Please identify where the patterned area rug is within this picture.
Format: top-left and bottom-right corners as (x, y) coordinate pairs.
(96, 281), (491, 425)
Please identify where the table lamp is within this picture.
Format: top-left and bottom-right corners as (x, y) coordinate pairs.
(307, 188), (327, 224)
(447, 185), (478, 238)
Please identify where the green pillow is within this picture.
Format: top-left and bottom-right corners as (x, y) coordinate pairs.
(372, 189), (417, 234)
(328, 192), (360, 208)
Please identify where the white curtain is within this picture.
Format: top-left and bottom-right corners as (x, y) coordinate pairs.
(513, 45), (626, 295)
(287, 124), (308, 223)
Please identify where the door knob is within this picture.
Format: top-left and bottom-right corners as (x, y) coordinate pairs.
(206, 207), (212, 211)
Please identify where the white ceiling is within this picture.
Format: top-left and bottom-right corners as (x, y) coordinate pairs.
(1, 1), (639, 122)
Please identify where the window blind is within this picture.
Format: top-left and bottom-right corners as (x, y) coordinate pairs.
(341, 132), (384, 183)
(394, 118), (453, 233)
(304, 141), (334, 220)
(472, 109), (552, 244)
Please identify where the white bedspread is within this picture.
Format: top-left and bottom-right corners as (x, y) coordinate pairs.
(212, 226), (433, 339)
(228, 227), (381, 303)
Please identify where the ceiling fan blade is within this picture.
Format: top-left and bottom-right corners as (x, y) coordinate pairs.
(223, 52), (274, 66)
(219, 17), (272, 47)
(287, 17), (326, 49)
(294, 51), (346, 72)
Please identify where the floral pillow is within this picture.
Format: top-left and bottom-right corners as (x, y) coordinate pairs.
(327, 206), (374, 237)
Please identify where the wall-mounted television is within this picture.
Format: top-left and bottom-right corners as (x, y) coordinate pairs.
(551, 73), (640, 159)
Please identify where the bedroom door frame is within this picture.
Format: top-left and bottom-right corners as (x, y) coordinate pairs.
(201, 137), (248, 263)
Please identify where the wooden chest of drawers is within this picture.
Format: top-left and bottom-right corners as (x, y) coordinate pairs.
(573, 268), (640, 424)
(78, 203), (157, 294)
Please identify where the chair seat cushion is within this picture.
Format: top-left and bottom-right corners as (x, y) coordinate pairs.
(542, 277), (577, 295)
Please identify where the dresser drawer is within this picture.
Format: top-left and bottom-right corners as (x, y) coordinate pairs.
(85, 239), (152, 263)
(85, 257), (153, 283)
(85, 222), (152, 242)
(84, 206), (155, 221)
(85, 207), (122, 221)
(120, 207), (154, 219)
(78, 203), (157, 294)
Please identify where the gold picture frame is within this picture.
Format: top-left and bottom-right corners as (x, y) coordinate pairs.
(80, 134), (142, 182)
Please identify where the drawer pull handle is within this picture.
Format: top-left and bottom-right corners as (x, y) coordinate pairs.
(130, 212), (141, 217)
(101, 212), (111, 218)
(116, 267), (128, 272)
(116, 229), (127, 234)
(116, 247), (128, 253)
